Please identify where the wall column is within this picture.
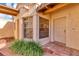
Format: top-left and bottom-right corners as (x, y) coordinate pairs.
(19, 17), (24, 39)
(50, 15), (54, 42)
(33, 14), (39, 42)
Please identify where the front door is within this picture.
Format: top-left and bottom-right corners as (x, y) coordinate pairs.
(54, 16), (66, 44)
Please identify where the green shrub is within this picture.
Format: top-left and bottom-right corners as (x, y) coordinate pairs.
(10, 40), (43, 56)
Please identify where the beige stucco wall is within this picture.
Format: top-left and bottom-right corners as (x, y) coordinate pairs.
(51, 4), (79, 50)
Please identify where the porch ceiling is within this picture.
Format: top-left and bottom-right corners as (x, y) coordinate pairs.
(37, 3), (57, 12)
(0, 5), (19, 16)
(37, 3), (69, 14)
(44, 3), (69, 14)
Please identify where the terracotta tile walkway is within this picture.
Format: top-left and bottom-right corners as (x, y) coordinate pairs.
(0, 47), (18, 56)
(0, 39), (15, 56)
(43, 42), (79, 56)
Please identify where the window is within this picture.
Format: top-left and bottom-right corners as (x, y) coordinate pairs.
(39, 17), (49, 39)
(23, 17), (33, 39)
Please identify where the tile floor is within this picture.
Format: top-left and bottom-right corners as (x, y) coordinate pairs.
(43, 41), (79, 56)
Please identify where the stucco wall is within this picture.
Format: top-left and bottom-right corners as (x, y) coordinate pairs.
(51, 4), (79, 50)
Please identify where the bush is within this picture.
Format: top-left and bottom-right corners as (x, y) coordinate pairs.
(10, 40), (43, 56)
